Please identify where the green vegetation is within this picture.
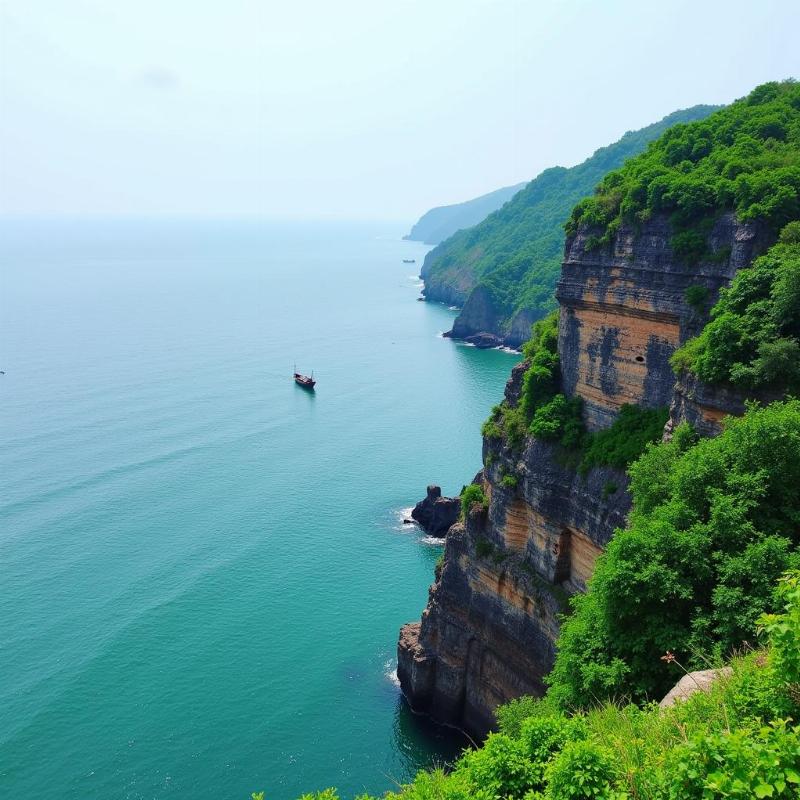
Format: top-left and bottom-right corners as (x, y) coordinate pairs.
(287, 567), (800, 798)
(578, 405), (669, 476)
(484, 311), (583, 452)
(566, 81), (800, 262)
(500, 474), (519, 490)
(460, 483), (488, 520)
(434, 554), (445, 581)
(601, 481), (618, 500)
(684, 284), (710, 312)
(424, 105), (719, 330)
(548, 401), (800, 708)
(672, 229), (800, 392)
(485, 313), (666, 475)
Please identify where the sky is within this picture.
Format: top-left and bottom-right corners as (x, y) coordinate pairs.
(1, 0), (799, 221)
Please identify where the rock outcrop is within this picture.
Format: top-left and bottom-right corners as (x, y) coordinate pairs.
(398, 374), (630, 734)
(558, 213), (769, 431)
(411, 486), (461, 536)
(437, 285), (546, 350)
(659, 668), (733, 708)
(398, 213), (774, 738)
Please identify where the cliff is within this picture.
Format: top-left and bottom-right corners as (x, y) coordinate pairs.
(398, 213), (771, 737)
(421, 105), (720, 349)
(405, 183), (526, 245)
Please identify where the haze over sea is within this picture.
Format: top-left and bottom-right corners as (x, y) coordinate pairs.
(0, 219), (518, 799)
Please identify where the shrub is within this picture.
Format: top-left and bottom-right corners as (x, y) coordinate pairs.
(456, 733), (541, 797)
(460, 484), (488, 519)
(671, 235), (800, 392)
(666, 721), (800, 799)
(758, 570), (800, 689)
(549, 402), (800, 708)
(501, 474), (519, 489)
(496, 695), (563, 738)
(780, 220), (800, 243)
(578, 405), (668, 475)
(684, 284), (710, 311)
(529, 394), (586, 448)
(481, 415), (503, 439)
(545, 740), (623, 799)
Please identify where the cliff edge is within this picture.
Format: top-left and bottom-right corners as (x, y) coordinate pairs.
(398, 213), (770, 737)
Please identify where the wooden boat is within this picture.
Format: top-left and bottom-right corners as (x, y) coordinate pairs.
(293, 365), (316, 389)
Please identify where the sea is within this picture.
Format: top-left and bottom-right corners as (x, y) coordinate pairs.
(0, 218), (520, 799)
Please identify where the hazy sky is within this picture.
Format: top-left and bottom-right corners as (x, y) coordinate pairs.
(1, 0), (799, 220)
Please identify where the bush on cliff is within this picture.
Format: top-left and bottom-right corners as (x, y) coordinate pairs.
(671, 231), (800, 392)
(577, 404), (669, 475)
(485, 313), (667, 475)
(548, 400), (800, 709)
(288, 570), (800, 799)
(460, 483), (487, 520)
(483, 311), (570, 450)
(566, 80), (800, 260)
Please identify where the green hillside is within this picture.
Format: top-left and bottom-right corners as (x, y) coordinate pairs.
(404, 182), (526, 245)
(422, 105), (720, 330)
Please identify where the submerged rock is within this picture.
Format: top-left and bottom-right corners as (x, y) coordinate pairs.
(410, 486), (460, 536)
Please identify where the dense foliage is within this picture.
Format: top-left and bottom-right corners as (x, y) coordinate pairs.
(548, 401), (800, 709)
(424, 105), (719, 328)
(578, 405), (669, 476)
(566, 81), (800, 261)
(459, 483), (487, 520)
(284, 568), (800, 798)
(672, 229), (800, 392)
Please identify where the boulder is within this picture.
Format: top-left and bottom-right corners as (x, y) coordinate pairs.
(659, 667), (732, 708)
(411, 485), (460, 536)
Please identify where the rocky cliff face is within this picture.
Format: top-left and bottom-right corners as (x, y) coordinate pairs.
(398, 213), (773, 738)
(425, 283), (542, 350)
(419, 253), (475, 307)
(398, 364), (630, 735)
(558, 213), (769, 431)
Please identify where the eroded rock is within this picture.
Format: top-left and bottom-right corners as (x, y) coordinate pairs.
(410, 486), (460, 536)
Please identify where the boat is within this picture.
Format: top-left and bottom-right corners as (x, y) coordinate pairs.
(403, 258), (416, 263)
(293, 365), (316, 389)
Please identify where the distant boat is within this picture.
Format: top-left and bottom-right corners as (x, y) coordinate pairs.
(293, 365), (316, 390)
(403, 259), (416, 263)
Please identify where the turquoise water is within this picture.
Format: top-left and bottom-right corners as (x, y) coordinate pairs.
(0, 219), (519, 799)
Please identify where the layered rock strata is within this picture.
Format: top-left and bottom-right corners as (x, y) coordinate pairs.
(398, 365), (630, 735)
(399, 213), (773, 738)
(558, 214), (769, 431)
